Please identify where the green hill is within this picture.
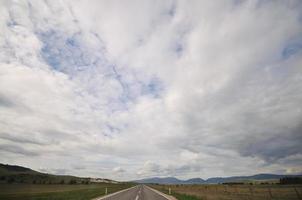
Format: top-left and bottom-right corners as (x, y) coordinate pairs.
(0, 163), (38, 175)
(0, 163), (90, 184)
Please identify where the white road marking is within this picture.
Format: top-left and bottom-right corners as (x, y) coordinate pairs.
(135, 187), (142, 200)
(93, 185), (138, 200)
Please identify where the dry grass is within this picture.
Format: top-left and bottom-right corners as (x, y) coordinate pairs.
(151, 184), (302, 200)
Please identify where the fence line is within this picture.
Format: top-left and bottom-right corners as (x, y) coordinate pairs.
(294, 187), (302, 200)
(158, 184), (302, 200)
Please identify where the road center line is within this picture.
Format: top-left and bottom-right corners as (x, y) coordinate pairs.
(135, 194), (139, 200)
(145, 185), (176, 200)
(93, 185), (138, 200)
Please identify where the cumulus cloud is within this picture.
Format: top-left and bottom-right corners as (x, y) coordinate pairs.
(0, 0), (302, 180)
(137, 161), (162, 177)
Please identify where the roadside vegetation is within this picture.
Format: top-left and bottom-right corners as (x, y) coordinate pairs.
(169, 192), (201, 200)
(153, 186), (202, 200)
(151, 182), (302, 200)
(172, 193), (201, 200)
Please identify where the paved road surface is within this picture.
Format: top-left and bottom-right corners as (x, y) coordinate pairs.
(95, 185), (172, 200)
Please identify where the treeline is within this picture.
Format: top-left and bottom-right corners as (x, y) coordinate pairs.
(0, 175), (91, 185)
(32, 179), (90, 184)
(222, 182), (244, 185)
(280, 177), (302, 185)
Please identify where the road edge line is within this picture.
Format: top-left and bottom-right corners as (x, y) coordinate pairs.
(92, 185), (138, 200)
(145, 185), (177, 200)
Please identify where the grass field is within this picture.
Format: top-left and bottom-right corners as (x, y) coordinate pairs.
(151, 184), (302, 200)
(0, 183), (134, 200)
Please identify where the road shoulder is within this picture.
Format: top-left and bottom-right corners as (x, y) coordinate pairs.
(145, 185), (177, 200)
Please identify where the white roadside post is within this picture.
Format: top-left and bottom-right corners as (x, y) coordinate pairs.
(169, 187), (171, 195)
(105, 187), (108, 195)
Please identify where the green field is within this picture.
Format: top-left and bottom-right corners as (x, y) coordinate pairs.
(0, 183), (134, 200)
(0, 163), (135, 200)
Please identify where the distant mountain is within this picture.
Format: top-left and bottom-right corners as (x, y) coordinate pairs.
(183, 178), (205, 184)
(134, 174), (302, 184)
(134, 177), (205, 184)
(135, 177), (184, 184)
(205, 174), (302, 184)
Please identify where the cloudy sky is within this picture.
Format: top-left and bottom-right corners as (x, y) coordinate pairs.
(0, 0), (302, 181)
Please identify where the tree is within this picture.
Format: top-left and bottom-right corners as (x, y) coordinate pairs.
(7, 177), (15, 184)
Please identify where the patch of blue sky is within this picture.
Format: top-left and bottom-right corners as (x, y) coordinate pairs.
(299, 12), (302, 23)
(111, 65), (164, 100)
(7, 19), (18, 27)
(102, 124), (121, 138)
(7, 8), (20, 27)
(167, 2), (176, 17)
(282, 43), (302, 59)
(38, 28), (165, 114)
(232, 0), (245, 6)
(174, 42), (184, 57)
(105, 72), (164, 113)
(141, 77), (164, 98)
(38, 29), (102, 76)
(160, 1), (176, 18)
(110, 65), (134, 104)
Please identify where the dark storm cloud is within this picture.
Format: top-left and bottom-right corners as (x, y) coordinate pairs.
(238, 123), (302, 161)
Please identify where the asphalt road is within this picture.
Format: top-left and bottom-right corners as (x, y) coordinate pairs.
(96, 185), (172, 200)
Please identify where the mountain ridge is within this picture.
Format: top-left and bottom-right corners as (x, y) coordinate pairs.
(134, 173), (302, 184)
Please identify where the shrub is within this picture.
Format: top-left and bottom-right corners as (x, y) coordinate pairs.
(7, 177), (15, 184)
(81, 180), (89, 184)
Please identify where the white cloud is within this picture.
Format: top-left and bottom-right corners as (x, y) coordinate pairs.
(113, 167), (125, 174)
(137, 161), (162, 177)
(0, 0), (302, 180)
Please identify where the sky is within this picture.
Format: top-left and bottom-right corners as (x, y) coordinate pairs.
(0, 0), (302, 181)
